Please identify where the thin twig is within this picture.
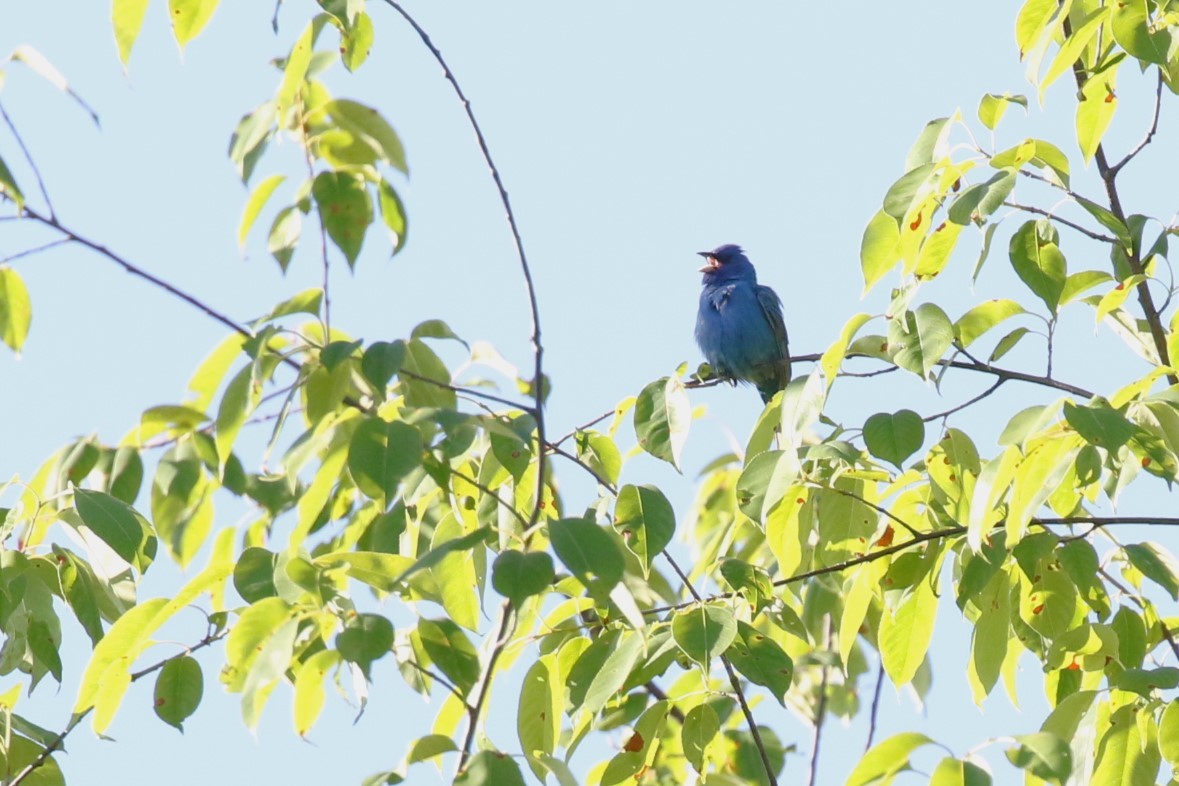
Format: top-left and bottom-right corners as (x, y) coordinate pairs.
(296, 94), (331, 334)
(456, 600), (515, 772)
(865, 659), (885, 752)
(1003, 201), (1116, 244)
(663, 553), (779, 786)
(405, 660), (470, 707)
(381, 0), (548, 532)
(1097, 565), (1179, 663)
(1, 238), (72, 264)
(0, 101), (55, 218)
(548, 443), (617, 494)
(9, 628), (226, 786)
(644, 681), (686, 723)
(807, 617), (831, 786)
(1109, 69), (1164, 177)
(821, 484), (921, 538)
(922, 378), (1005, 423)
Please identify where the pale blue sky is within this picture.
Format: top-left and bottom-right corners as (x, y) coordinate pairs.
(1, 2), (1176, 784)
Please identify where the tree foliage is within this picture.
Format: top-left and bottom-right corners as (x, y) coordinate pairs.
(3, 1), (1179, 785)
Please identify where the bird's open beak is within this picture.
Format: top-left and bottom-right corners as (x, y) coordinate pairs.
(697, 252), (720, 273)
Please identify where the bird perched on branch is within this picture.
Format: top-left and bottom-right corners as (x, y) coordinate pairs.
(694, 243), (791, 404)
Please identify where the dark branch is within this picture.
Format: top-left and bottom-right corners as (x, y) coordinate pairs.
(380, 0), (548, 532)
(923, 378), (1005, 423)
(865, 659), (885, 752)
(456, 600), (515, 772)
(0, 101), (55, 218)
(1004, 201), (1117, 244)
(1109, 69), (1164, 177)
(806, 616), (832, 786)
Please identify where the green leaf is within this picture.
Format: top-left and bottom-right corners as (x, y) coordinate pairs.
(905, 117), (951, 171)
(1112, 0), (1174, 65)
(1063, 400), (1136, 451)
(312, 171), (373, 268)
(861, 209), (901, 293)
(293, 649), (340, 738)
(633, 376), (690, 471)
(377, 179), (407, 255)
(228, 101), (277, 183)
(682, 703), (720, 773)
(883, 163), (935, 220)
(398, 338), (456, 409)
(361, 340), (406, 391)
(880, 582), (937, 686)
(725, 622), (793, 705)
(1092, 705), (1160, 786)
(0, 155), (24, 211)
(863, 410), (925, 468)
(214, 362), (262, 471)
(954, 299), (1026, 348)
(315, 100), (407, 174)
(1076, 63), (1120, 165)
(347, 418), (423, 505)
(1113, 667), (1179, 696)
(930, 757), (992, 786)
(340, 11), (375, 71)
(889, 303), (953, 378)
(491, 550), (554, 607)
(583, 631), (643, 717)
(948, 169), (1016, 226)
(153, 656), (203, 731)
(74, 488), (154, 570)
(336, 614), (394, 669)
(989, 326), (1030, 363)
(1006, 732), (1072, 785)
(672, 605), (737, 666)
(549, 518), (624, 588)
(735, 449), (801, 522)
(233, 547), (279, 603)
(1075, 196), (1133, 249)
(1160, 700), (1179, 767)
(168, 0), (220, 50)
(238, 174), (286, 247)
(267, 206), (302, 272)
(252, 288), (324, 326)
(1061, 270), (1114, 305)
(0, 266), (33, 353)
(612, 484), (675, 576)
(1009, 219), (1066, 313)
(416, 618), (480, 695)
(1124, 542), (1179, 600)
(276, 19), (322, 118)
(112, 0), (151, 66)
(575, 430), (622, 487)
(518, 658), (560, 777)
(454, 750), (526, 786)
(847, 732), (936, 786)
(978, 92), (1027, 130)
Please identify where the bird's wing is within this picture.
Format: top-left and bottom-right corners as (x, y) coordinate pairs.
(755, 285), (791, 385)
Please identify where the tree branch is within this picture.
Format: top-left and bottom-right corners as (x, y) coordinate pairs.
(457, 600), (515, 772)
(922, 378), (1005, 423)
(663, 553), (779, 786)
(806, 617), (831, 786)
(1003, 200), (1117, 244)
(380, 0), (548, 531)
(0, 101), (55, 219)
(865, 658), (885, 752)
(1060, 15), (1177, 386)
(1108, 68), (1164, 177)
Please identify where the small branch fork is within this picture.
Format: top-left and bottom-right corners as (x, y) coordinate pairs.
(1060, 13), (1176, 386)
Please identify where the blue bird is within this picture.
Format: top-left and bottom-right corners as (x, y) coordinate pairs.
(694, 244), (791, 403)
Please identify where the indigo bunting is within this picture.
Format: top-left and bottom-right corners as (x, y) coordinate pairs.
(694, 244), (791, 403)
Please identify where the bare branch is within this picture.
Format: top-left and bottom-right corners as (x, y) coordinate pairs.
(807, 617), (832, 786)
(0, 101), (55, 218)
(923, 378), (1005, 423)
(1109, 69), (1164, 177)
(379, 0), (548, 532)
(865, 659), (885, 752)
(1003, 201), (1117, 244)
(457, 600), (515, 772)
(1, 238), (71, 264)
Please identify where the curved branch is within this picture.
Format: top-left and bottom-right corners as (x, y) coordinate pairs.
(379, 0), (548, 530)
(1003, 200), (1117, 244)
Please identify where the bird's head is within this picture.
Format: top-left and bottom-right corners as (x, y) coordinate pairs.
(698, 243), (756, 284)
